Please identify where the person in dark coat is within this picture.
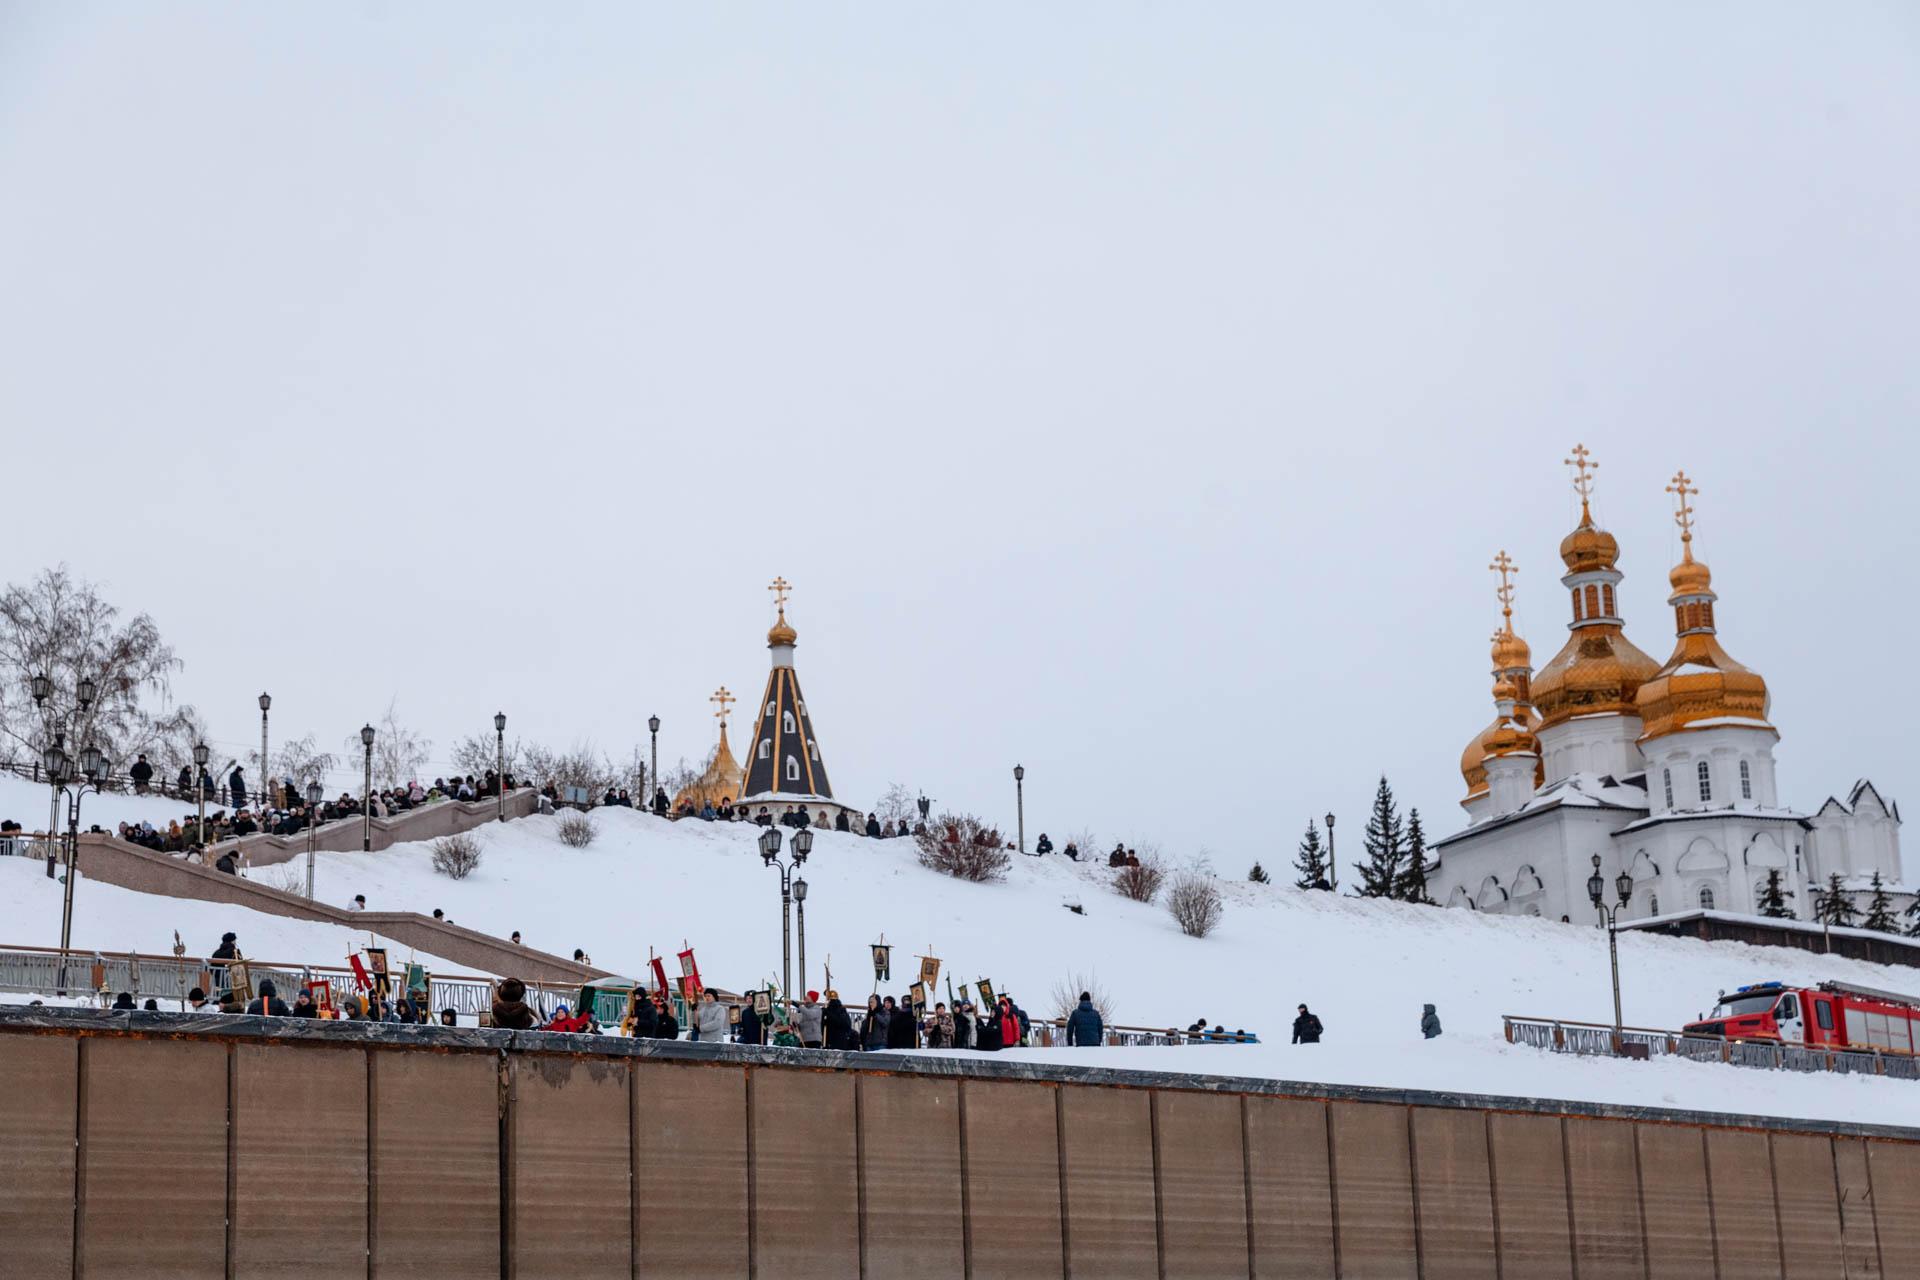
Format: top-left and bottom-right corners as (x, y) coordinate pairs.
(822, 995), (856, 1050)
(834, 811), (852, 832)
(491, 977), (538, 1030)
(1034, 833), (1053, 856)
(289, 990), (318, 1018)
(214, 850), (238, 875)
(129, 755), (154, 793)
(246, 979), (291, 1016)
(975, 1004), (1003, 1052)
(1065, 992), (1104, 1046)
(111, 991), (136, 1011)
(1292, 1004), (1324, 1044)
(652, 999), (679, 1040)
(1421, 1004), (1442, 1039)
(951, 1002), (973, 1050)
(737, 1000), (763, 1046)
(228, 766), (247, 809)
(862, 995), (889, 1050)
(886, 997), (919, 1049)
(176, 764), (193, 797)
(864, 814), (883, 837)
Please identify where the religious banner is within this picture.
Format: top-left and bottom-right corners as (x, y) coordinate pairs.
(975, 978), (995, 1009)
(365, 948), (391, 998)
(910, 981), (927, 1016)
(306, 979), (334, 1017)
(347, 952), (373, 991)
(677, 946), (704, 1001)
(918, 952), (940, 991)
(753, 989), (773, 1017)
(227, 960), (255, 1006)
(650, 954), (671, 1002)
(871, 942), (891, 982)
(404, 962), (429, 1002)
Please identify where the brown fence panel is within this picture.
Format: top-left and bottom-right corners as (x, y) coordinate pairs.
(1705, 1129), (1783, 1279)
(1153, 1090), (1249, 1279)
(1328, 1102), (1417, 1279)
(1488, 1113), (1575, 1279)
(1636, 1124), (1718, 1280)
(861, 1074), (965, 1280)
(1866, 1140), (1920, 1277)
(0, 1035), (77, 1279)
(1408, 1107), (1496, 1280)
(1245, 1097), (1334, 1280)
(371, 1046), (498, 1277)
(232, 1043), (367, 1278)
(750, 1067), (859, 1279)
(634, 1061), (748, 1279)
(1769, 1133), (1844, 1280)
(79, 1037), (228, 1278)
(507, 1056), (631, 1279)
(1059, 1084), (1159, 1279)
(962, 1080), (1064, 1280)
(1562, 1117), (1646, 1280)
(1830, 1138), (1882, 1280)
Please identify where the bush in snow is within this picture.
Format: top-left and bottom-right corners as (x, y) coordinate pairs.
(1166, 866), (1224, 938)
(1050, 970), (1115, 1024)
(555, 811), (596, 849)
(431, 832), (483, 879)
(1113, 854), (1164, 904)
(915, 813), (1011, 883)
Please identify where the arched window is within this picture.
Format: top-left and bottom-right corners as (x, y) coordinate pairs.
(1650, 893), (1659, 916)
(766, 701), (777, 717)
(1584, 584), (1600, 619)
(1697, 761), (1712, 803)
(1740, 761), (1752, 800)
(1663, 768), (1673, 808)
(808, 740), (819, 761)
(1602, 584), (1615, 616)
(785, 756), (801, 782)
(758, 741), (770, 760)
(1698, 885), (1715, 910)
(1572, 590), (1584, 622)
(783, 711), (797, 734)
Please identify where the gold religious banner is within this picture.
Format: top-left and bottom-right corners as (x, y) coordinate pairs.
(917, 951), (940, 992)
(909, 982), (927, 1015)
(227, 960), (255, 1006)
(975, 978), (995, 1009)
(871, 940), (891, 982)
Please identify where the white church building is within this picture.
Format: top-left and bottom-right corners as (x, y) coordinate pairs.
(1431, 450), (1903, 924)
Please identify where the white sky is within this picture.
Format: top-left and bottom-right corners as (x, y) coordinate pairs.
(2, 5), (1914, 876)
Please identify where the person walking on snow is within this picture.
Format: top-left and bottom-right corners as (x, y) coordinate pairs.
(1066, 992), (1104, 1046)
(1421, 1004), (1442, 1039)
(1292, 1004), (1324, 1044)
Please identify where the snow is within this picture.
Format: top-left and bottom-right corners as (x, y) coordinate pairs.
(10, 799), (1920, 1127)
(1684, 715), (1774, 730)
(1670, 662), (1721, 676)
(0, 771), (216, 835)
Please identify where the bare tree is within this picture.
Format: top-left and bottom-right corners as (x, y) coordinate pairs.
(0, 566), (197, 768)
(431, 832), (483, 879)
(1049, 970), (1116, 1024)
(522, 740), (619, 801)
(255, 733), (338, 793)
(450, 732), (524, 779)
(1166, 864), (1225, 938)
(873, 782), (918, 828)
(343, 699), (433, 791)
(1114, 853), (1165, 904)
(915, 813), (1012, 883)
(653, 752), (707, 805)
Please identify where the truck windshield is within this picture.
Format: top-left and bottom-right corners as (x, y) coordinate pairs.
(1713, 994), (1780, 1018)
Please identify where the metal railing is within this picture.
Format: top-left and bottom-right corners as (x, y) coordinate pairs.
(1504, 1013), (1920, 1080)
(0, 835), (53, 860)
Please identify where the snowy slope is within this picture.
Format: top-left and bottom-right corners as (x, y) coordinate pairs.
(0, 772), (212, 835)
(272, 807), (1920, 1127)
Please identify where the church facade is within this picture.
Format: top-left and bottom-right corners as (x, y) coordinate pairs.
(1431, 449), (1904, 925)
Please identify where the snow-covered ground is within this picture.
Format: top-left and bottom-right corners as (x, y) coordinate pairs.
(0, 771), (213, 835)
(9, 795), (1920, 1128)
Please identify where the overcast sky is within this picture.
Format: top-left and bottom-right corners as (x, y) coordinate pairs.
(2, 5), (1914, 877)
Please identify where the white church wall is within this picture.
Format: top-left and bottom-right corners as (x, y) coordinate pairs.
(1537, 714), (1644, 787)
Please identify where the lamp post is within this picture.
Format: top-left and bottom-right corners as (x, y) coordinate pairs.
(257, 691), (271, 810)
(648, 715), (661, 809)
(1587, 853), (1637, 1040)
(494, 711), (508, 821)
(793, 875), (809, 998)
(193, 741), (211, 855)
(360, 724), (376, 852)
(760, 826), (811, 1012)
(30, 672), (58, 859)
(47, 740), (110, 995)
(1013, 764), (1025, 853)
(1324, 811), (1338, 891)
(304, 780), (324, 899)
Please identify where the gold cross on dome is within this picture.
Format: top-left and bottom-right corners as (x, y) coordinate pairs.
(1565, 444), (1597, 518)
(1488, 550), (1517, 624)
(1666, 469), (1698, 553)
(711, 686), (735, 726)
(768, 577), (791, 611)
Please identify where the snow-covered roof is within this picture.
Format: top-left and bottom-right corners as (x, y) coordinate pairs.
(1680, 715), (1776, 732)
(1437, 772), (1648, 847)
(1624, 907), (1920, 949)
(1613, 805), (1809, 835)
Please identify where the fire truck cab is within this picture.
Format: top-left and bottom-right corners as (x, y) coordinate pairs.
(1685, 980), (1920, 1052)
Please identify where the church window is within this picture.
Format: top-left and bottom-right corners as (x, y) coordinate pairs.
(1571, 591), (1583, 622)
(808, 739), (819, 761)
(1583, 585), (1600, 619)
(798, 701), (806, 717)
(783, 711), (797, 734)
(766, 701), (777, 717)
(1740, 761), (1752, 800)
(1650, 894), (1659, 915)
(786, 756), (801, 782)
(1702, 603), (1714, 629)
(1697, 761), (1712, 803)
(1663, 769), (1673, 808)
(1602, 584), (1615, 616)
(758, 741), (770, 760)
(1698, 885), (1715, 910)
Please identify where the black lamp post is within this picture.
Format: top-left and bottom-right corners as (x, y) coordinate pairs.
(1324, 811), (1338, 891)
(193, 741), (211, 853)
(48, 739), (109, 995)
(360, 724), (376, 852)
(1013, 764), (1026, 853)
(494, 711), (508, 821)
(648, 715), (661, 810)
(1587, 853), (1636, 1038)
(760, 826), (811, 1010)
(305, 780), (324, 899)
(258, 691), (271, 810)
(793, 873), (809, 998)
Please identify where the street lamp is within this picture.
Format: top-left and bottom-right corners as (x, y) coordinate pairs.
(1324, 811), (1338, 891)
(305, 780), (324, 899)
(360, 724), (376, 852)
(648, 715), (661, 810)
(49, 742), (110, 994)
(494, 711), (508, 821)
(1587, 853), (1636, 1039)
(793, 874), (809, 998)
(1013, 764), (1026, 853)
(760, 827), (811, 1012)
(193, 741), (211, 854)
(257, 691), (271, 811)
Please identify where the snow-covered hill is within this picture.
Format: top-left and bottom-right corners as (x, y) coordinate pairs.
(8, 789), (1920, 1127)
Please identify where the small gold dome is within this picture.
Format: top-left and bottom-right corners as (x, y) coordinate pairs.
(767, 609), (797, 647)
(1460, 723), (1493, 799)
(1669, 555), (1712, 595)
(1559, 521), (1620, 574)
(1491, 628), (1531, 671)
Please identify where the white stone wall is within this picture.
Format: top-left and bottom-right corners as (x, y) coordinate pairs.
(1639, 725), (1780, 816)
(1538, 713), (1645, 786)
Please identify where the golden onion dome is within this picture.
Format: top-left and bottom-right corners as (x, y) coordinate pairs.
(1491, 627), (1531, 671)
(1531, 626), (1662, 728)
(767, 608), (797, 647)
(1460, 722), (1494, 799)
(1636, 634), (1771, 741)
(1669, 554), (1712, 595)
(1559, 520), (1620, 574)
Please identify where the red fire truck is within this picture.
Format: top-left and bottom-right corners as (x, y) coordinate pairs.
(1685, 979), (1920, 1052)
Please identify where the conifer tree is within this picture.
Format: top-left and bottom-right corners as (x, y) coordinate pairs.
(1397, 808), (1432, 904)
(1248, 862), (1270, 884)
(1756, 868), (1793, 919)
(1292, 821), (1330, 891)
(1864, 870), (1898, 933)
(1904, 893), (1920, 938)
(1354, 776), (1404, 899)
(1817, 872), (1859, 927)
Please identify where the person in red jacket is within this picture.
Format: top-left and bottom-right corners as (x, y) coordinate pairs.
(542, 1002), (592, 1034)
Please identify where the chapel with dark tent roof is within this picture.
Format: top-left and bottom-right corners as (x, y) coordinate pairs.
(738, 577), (841, 820)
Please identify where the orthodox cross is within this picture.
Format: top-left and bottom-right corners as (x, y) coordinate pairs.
(768, 576), (791, 611)
(1565, 443), (1597, 518)
(711, 686), (735, 730)
(1666, 469), (1698, 555)
(1488, 550), (1517, 627)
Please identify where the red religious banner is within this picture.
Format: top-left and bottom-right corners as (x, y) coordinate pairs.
(347, 953), (373, 991)
(650, 955), (671, 1002)
(677, 946), (703, 1001)
(306, 979), (335, 1017)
